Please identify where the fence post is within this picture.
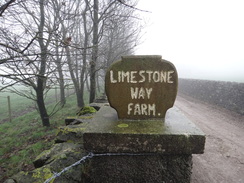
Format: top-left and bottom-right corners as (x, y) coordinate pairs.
(7, 96), (12, 122)
(55, 87), (58, 103)
(67, 87), (69, 97)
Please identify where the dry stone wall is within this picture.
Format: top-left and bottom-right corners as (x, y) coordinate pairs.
(4, 105), (101, 183)
(178, 78), (244, 115)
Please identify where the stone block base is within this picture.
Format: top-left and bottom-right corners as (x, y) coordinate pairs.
(83, 106), (205, 183)
(83, 154), (192, 183)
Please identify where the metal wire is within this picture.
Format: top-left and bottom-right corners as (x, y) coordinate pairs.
(43, 152), (155, 183)
(44, 152), (93, 183)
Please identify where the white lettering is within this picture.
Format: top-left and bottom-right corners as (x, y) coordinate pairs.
(121, 71), (130, 82)
(160, 71), (167, 82)
(118, 71), (121, 82)
(167, 70), (174, 83)
(130, 87), (153, 99)
(130, 71), (137, 83)
(126, 103), (156, 116)
(153, 71), (160, 82)
(146, 88), (153, 99)
(109, 70), (175, 83)
(134, 104), (141, 115)
(138, 87), (146, 99)
(110, 70), (117, 83)
(131, 87), (139, 99)
(148, 103), (156, 116)
(127, 103), (133, 115)
(141, 104), (148, 115)
(139, 70), (146, 83)
(146, 70), (153, 82)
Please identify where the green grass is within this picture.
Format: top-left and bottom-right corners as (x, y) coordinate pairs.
(0, 86), (77, 122)
(0, 92), (34, 122)
(0, 93), (82, 181)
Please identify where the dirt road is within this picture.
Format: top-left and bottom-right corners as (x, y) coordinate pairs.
(175, 95), (244, 183)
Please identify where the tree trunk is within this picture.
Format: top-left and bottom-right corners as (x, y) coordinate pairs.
(55, 37), (66, 105)
(36, 0), (50, 127)
(75, 88), (84, 107)
(86, 73), (90, 92)
(65, 45), (84, 107)
(79, 54), (86, 107)
(89, 0), (99, 103)
(78, 5), (90, 107)
(36, 86), (50, 127)
(96, 74), (100, 94)
(59, 72), (66, 105)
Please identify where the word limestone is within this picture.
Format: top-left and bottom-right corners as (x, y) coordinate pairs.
(110, 70), (175, 84)
(105, 55), (178, 120)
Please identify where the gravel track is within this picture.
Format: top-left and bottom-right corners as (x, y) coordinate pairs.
(175, 95), (244, 183)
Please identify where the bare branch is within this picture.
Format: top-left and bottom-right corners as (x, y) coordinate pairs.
(0, 0), (16, 17)
(20, 33), (38, 54)
(116, 0), (151, 13)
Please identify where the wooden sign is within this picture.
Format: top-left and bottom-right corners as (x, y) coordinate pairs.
(105, 55), (178, 120)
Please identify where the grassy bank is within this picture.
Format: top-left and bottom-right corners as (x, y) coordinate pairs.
(0, 93), (82, 181)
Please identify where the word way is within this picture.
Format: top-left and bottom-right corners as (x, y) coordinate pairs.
(131, 87), (153, 99)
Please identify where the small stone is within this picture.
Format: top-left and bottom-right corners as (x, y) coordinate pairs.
(3, 179), (16, 183)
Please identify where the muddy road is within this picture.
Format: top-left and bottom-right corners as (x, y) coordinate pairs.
(175, 95), (244, 183)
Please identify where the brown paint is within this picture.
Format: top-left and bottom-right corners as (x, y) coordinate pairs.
(105, 55), (178, 120)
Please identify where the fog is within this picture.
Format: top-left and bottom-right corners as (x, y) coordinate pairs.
(136, 0), (244, 82)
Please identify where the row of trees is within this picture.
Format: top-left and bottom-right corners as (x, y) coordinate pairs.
(0, 0), (143, 126)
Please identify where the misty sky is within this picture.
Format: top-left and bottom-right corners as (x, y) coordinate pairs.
(135, 0), (244, 82)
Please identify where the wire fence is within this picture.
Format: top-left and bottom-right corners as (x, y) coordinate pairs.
(44, 152), (155, 183)
(0, 87), (75, 123)
(0, 95), (12, 122)
(48, 87), (75, 103)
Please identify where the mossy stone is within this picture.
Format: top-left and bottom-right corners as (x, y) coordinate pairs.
(84, 106), (205, 154)
(33, 143), (82, 168)
(11, 166), (54, 183)
(76, 106), (97, 116)
(55, 123), (87, 143)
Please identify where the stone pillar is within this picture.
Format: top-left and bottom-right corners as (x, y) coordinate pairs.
(83, 106), (205, 183)
(83, 55), (205, 183)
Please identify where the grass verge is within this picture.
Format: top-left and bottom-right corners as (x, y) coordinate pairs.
(0, 94), (81, 182)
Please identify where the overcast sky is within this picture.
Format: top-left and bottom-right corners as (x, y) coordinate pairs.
(135, 0), (244, 82)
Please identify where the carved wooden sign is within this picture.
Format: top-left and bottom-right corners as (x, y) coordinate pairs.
(105, 55), (178, 120)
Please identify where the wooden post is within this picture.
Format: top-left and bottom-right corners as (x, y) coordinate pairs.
(7, 96), (12, 122)
(67, 87), (69, 97)
(55, 87), (58, 103)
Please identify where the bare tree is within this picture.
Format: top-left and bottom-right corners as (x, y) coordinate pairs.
(0, 0), (143, 122)
(87, 0), (142, 101)
(80, 2), (92, 107)
(0, 0), (62, 126)
(89, 0), (99, 103)
(50, 0), (68, 105)
(54, 0), (92, 108)
(101, 2), (142, 70)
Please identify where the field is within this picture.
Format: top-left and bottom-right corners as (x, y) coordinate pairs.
(0, 91), (35, 122)
(0, 89), (88, 182)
